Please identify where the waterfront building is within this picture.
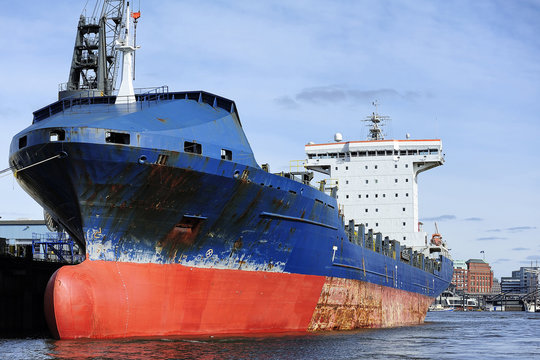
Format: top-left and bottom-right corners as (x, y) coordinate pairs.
(501, 266), (539, 294)
(452, 260), (468, 292)
(466, 259), (493, 294)
(0, 220), (81, 262)
(490, 278), (501, 295)
(451, 258), (493, 294)
(0, 220), (48, 256)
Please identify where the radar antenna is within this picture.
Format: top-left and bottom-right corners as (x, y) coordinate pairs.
(59, 0), (127, 99)
(364, 100), (391, 141)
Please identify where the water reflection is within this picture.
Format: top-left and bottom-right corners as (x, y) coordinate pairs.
(7, 312), (540, 360)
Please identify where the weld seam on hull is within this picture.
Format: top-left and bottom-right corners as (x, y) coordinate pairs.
(260, 212), (337, 230)
(332, 262), (386, 277)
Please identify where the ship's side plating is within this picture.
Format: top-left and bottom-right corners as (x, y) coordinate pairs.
(10, 91), (452, 338)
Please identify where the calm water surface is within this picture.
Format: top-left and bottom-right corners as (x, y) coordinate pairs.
(1, 312), (539, 359)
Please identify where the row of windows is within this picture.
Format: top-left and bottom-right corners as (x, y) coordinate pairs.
(20, 129), (236, 162)
(340, 192), (410, 199)
(356, 208), (406, 215)
(307, 148), (439, 159)
(344, 178), (410, 185)
(337, 164), (409, 171)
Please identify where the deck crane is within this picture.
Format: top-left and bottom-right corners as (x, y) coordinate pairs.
(59, 0), (137, 99)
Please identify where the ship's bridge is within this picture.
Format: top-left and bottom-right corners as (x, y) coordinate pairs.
(304, 138), (444, 249)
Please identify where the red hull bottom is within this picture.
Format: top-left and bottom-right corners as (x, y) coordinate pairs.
(44, 261), (433, 339)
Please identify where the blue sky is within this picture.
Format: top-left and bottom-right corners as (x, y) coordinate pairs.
(1, 0), (539, 279)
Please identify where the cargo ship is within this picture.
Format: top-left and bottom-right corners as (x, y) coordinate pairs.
(8, 1), (452, 339)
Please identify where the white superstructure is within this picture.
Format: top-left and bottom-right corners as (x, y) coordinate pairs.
(304, 109), (444, 251)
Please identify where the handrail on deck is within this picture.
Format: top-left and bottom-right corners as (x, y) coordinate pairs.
(32, 87), (240, 124)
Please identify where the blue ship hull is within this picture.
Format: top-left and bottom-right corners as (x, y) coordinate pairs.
(10, 91), (452, 338)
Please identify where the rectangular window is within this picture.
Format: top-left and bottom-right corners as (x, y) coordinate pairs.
(185, 141), (202, 154)
(50, 129), (66, 142)
(395, 178), (398, 183)
(106, 131), (130, 145)
(221, 149), (232, 160)
(19, 136), (27, 149)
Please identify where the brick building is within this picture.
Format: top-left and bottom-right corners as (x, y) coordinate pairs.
(466, 259), (493, 294)
(451, 258), (494, 294)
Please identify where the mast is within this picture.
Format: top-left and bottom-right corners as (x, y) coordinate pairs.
(115, 1), (140, 105)
(364, 100), (391, 141)
(59, 0), (126, 99)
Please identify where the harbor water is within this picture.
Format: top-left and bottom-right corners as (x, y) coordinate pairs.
(1, 311), (538, 359)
